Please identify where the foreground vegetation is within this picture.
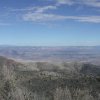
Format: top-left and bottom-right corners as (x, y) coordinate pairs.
(0, 56), (100, 100)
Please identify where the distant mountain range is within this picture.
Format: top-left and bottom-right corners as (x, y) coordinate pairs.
(0, 46), (100, 63)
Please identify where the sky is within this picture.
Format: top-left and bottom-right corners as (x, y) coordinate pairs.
(0, 0), (100, 46)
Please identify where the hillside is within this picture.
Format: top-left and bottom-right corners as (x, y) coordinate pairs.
(0, 56), (100, 100)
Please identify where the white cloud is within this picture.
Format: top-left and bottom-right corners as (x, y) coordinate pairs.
(9, 0), (100, 23)
(23, 13), (67, 22)
(22, 5), (59, 22)
(55, 0), (100, 8)
(35, 6), (57, 13)
(10, 7), (37, 12)
(82, 0), (100, 8)
(8, 0), (100, 13)
(67, 16), (100, 23)
(22, 2), (100, 23)
(56, 0), (74, 5)
(23, 12), (100, 23)
(10, 5), (57, 13)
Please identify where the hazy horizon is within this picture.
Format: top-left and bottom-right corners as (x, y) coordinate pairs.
(0, 44), (100, 47)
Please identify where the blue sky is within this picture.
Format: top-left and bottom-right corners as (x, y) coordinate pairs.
(0, 0), (100, 46)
